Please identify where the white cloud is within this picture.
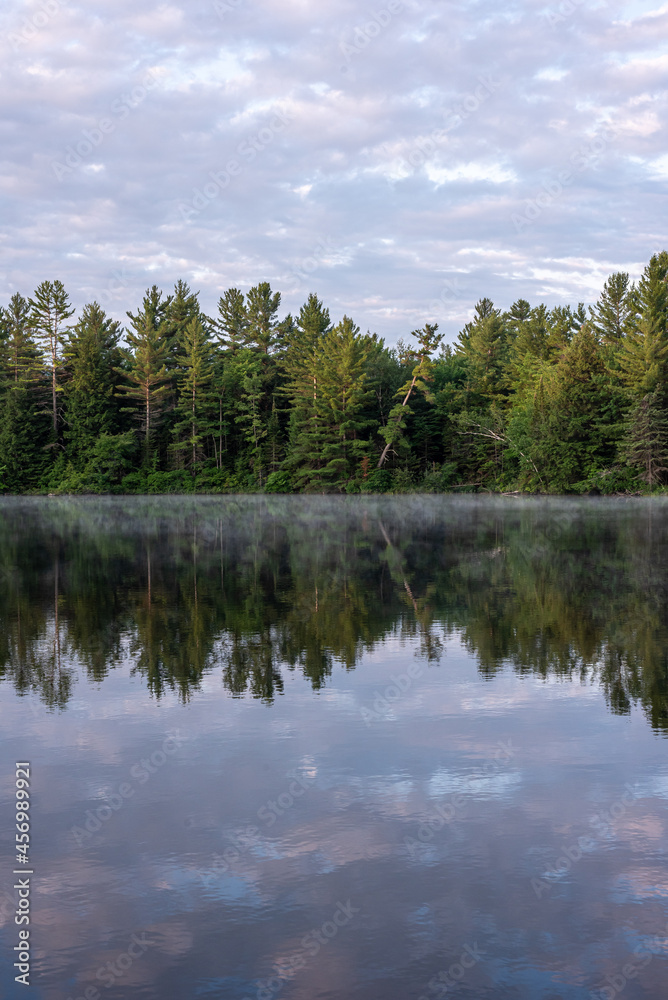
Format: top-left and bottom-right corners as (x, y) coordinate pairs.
(425, 161), (517, 185)
(0, 0), (665, 343)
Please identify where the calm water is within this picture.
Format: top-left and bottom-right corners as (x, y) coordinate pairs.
(1, 496), (668, 1000)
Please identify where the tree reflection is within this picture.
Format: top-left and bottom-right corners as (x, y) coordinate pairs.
(1, 497), (667, 732)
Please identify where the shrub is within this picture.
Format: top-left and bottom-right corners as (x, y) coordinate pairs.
(264, 471), (295, 494)
(146, 470), (194, 494)
(359, 468), (393, 493)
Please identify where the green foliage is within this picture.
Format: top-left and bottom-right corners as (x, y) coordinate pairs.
(63, 302), (123, 467)
(214, 287), (248, 352)
(170, 315), (215, 473)
(264, 470), (295, 493)
(4, 251), (668, 495)
(146, 470), (195, 494)
(590, 271), (636, 345)
(4, 499), (668, 731)
(622, 391), (668, 485)
(360, 468), (393, 493)
(0, 384), (51, 491)
(378, 322), (443, 469)
(571, 465), (641, 495)
(116, 286), (172, 464)
(28, 279), (74, 438)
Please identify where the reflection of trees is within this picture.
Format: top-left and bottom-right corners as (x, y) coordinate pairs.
(1, 497), (668, 732)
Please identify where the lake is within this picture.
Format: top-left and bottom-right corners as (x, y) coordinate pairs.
(1, 496), (667, 1000)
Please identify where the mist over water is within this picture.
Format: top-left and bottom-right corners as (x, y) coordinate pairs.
(1, 497), (668, 999)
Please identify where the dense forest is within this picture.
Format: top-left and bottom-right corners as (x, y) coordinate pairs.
(2, 251), (668, 494)
(2, 497), (667, 732)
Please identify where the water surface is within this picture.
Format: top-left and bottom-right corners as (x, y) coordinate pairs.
(1, 496), (667, 999)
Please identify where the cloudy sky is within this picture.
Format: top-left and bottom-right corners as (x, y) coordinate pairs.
(1, 0), (666, 343)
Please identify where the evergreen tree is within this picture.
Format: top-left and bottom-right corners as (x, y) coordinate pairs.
(0, 294), (41, 385)
(282, 294), (332, 485)
(214, 288), (249, 353)
(63, 302), (123, 468)
(548, 324), (621, 487)
(246, 282), (281, 354)
(28, 280), (74, 438)
(165, 280), (201, 351)
(171, 316), (215, 473)
(378, 323), (443, 468)
(459, 304), (508, 401)
(590, 271), (636, 345)
(236, 367), (268, 484)
(0, 383), (50, 491)
(623, 391), (668, 485)
(636, 252), (668, 330)
(618, 314), (668, 395)
(317, 317), (376, 486)
(116, 287), (172, 464)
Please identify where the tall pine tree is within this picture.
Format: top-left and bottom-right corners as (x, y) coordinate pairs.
(29, 280), (74, 439)
(63, 302), (123, 468)
(116, 286), (172, 465)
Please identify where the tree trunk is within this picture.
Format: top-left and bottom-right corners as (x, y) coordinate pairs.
(377, 376), (417, 468)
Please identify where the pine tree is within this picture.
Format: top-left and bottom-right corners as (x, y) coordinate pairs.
(214, 288), (249, 353)
(0, 294), (42, 385)
(461, 306), (508, 399)
(0, 382), (50, 491)
(636, 252), (668, 330)
(116, 287), (172, 464)
(378, 323), (443, 468)
(165, 280), (200, 350)
(28, 280), (74, 438)
(317, 317), (376, 486)
(0, 295), (49, 491)
(623, 391), (668, 485)
(63, 302), (123, 467)
(282, 294), (332, 485)
(590, 271), (636, 345)
(236, 368), (268, 484)
(548, 305), (578, 350)
(548, 324), (621, 486)
(246, 282), (281, 354)
(618, 314), (668, 394)
(171, 316), (215, 473)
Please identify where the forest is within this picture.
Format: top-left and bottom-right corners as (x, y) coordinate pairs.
(2, 251), (668, 495)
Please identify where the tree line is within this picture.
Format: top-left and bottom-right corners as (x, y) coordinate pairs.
(2, 251), (668, 494)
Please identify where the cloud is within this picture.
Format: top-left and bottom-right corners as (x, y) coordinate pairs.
(1, 0), (666, 342)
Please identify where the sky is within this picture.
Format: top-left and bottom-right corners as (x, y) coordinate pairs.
(1, 0), (667, 344)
